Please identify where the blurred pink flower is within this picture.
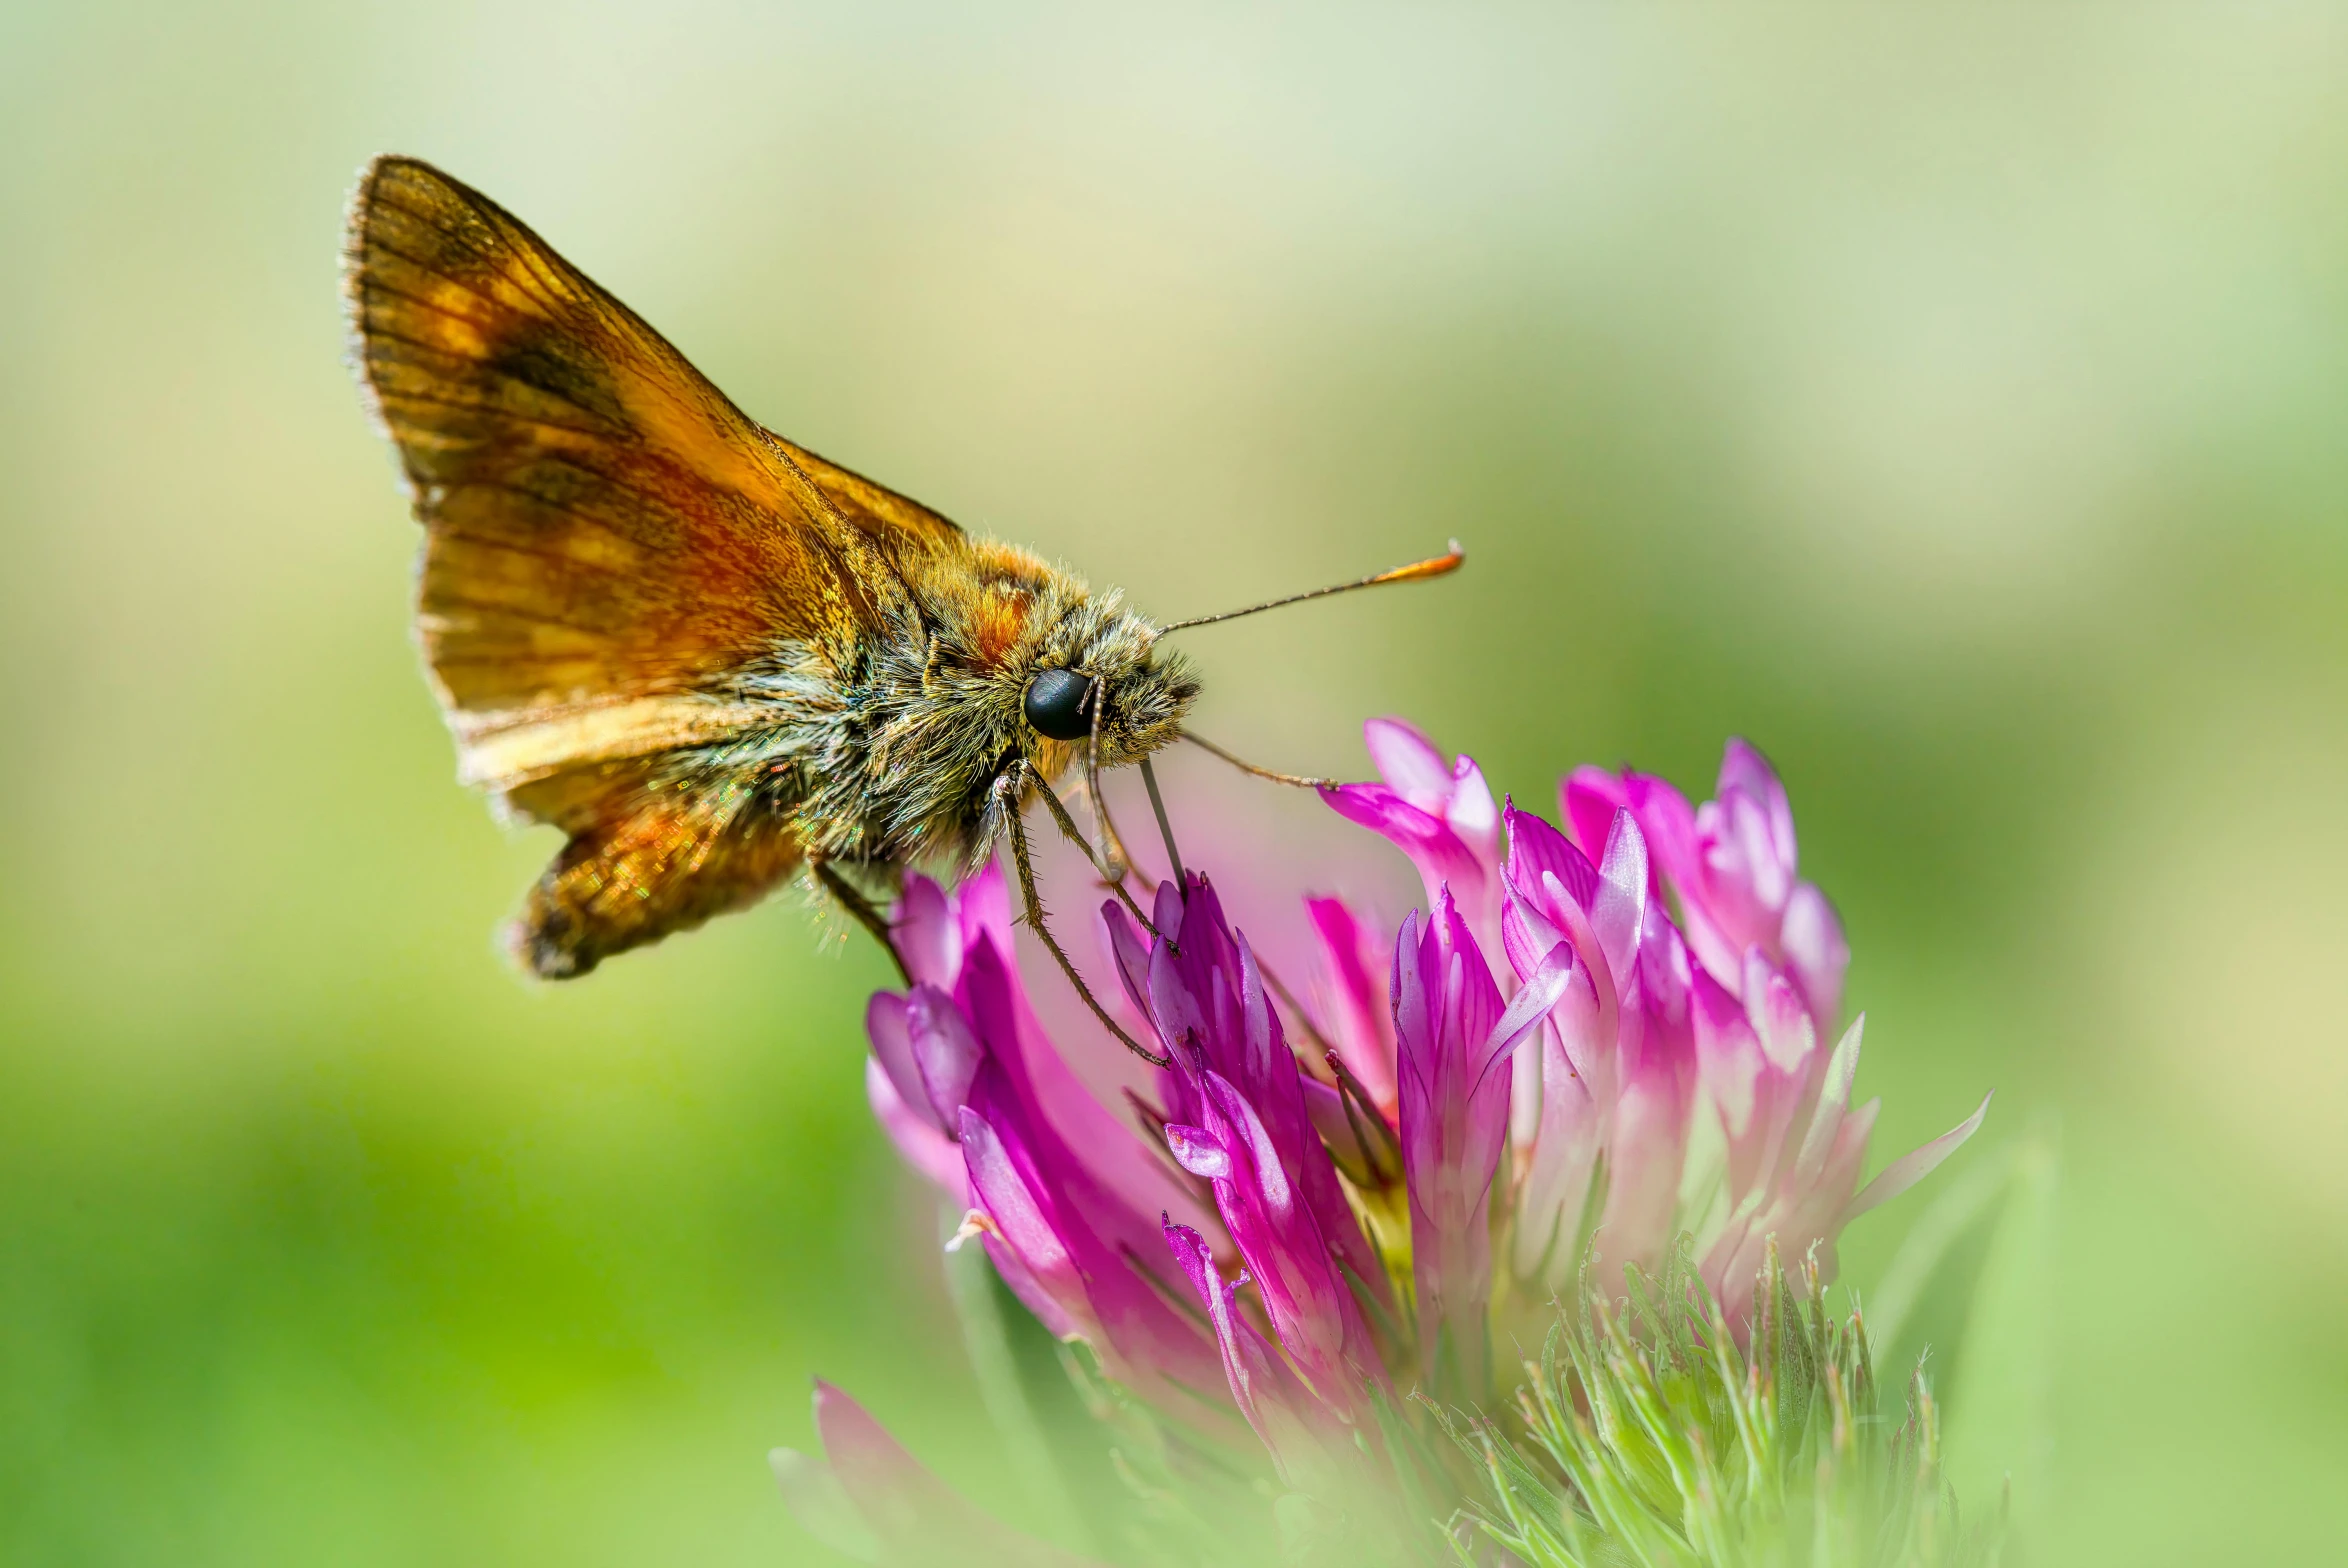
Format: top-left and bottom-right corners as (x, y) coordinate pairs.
(770, 1382), (1107, 1568)
(790, 721), (1989, 1541)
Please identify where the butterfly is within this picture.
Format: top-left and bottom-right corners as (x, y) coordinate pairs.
(342, 155), (1457, 1054)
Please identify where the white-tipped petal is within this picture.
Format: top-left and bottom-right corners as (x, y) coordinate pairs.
(1848, 1091), (1994, 1219)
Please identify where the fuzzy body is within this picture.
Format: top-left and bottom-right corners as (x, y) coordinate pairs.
(683, 537), (1196, 879)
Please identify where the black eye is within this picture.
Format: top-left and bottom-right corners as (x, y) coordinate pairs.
(1023, 668), (1095, 741)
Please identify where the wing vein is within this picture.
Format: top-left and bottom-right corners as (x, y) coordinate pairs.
(360, 197), (578, 322)
(373, 387), (625, 443)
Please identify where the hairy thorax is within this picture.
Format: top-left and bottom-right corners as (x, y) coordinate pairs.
(678, 536), (1199, 882)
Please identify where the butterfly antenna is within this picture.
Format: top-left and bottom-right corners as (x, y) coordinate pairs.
(1155, 540), (1463, 635)
(1180, 730), (1337, 791)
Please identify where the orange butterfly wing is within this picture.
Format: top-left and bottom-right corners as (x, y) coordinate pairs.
(344, 155), (958, 973)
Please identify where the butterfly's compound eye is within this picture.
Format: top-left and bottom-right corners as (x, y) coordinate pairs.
(1023, 668), (1095, 741)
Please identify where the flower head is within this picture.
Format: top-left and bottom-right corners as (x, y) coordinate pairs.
(794, 721), (1993, 1559)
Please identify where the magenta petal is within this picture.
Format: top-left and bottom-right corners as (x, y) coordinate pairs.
(1444, 752), (1499, 853)
(864, 1057), (965, 1196)
(1505, 800), (1599, 916)
(1781, 881), (1850, 1032)
(1751, 961), (1817, 1077)
(805, 1381), (1108, 1568)
(1165, 1122), (1233, 1180)
(1614, 916), (1697, 1115)
(1394, 893), (1512, 1396)
(956, 862), (1017, 953)
(1592, 810), (1650, 984)
(1476, 941), (1580, 1102)
(1322, 783), (1486, 903)
(958, 1105), (1092, 1343)
(893, 873), (963, 989)
(1163, 1219), (1317, 1476)
(1364, 717), (1455, 808)
(1562, 767), (1629, 860)
(1101, 899), (1156, 1024)
(1622, 772), (1701, 890)
(866, 992), (934, 1134)
(1718, 738), (1797, 875)
(906, 985), (982, 1126)
(1501, 879), (1570, 990)
(1190, 1067), (1380, 1409)
(1146, 881), (1393, 1337)
(1152, 877), (1185, 939)
(1298, 1073), (1370, 1185)
(1694, 967), (1763, 1136)
(1306, 896), (1398, 1109)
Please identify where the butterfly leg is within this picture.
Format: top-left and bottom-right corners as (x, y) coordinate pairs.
(810, 855), (912, 986)
(1082, 682), (1133, 882)
(1030, 772), (1167, 943)
(994, 768), (1171, 1068)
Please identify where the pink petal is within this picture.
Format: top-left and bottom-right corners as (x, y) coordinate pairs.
(768, 1444), (878, 1561)
(1718, 738), (1797, 879)
(1505, 801), (1600, 915)
(957, 1106), (1092, 1343)
(864, 1058), (965, 1196)
(1546, 943), (1608, 1090)
(865, 992), (934, 1133)
(1364, 717), (1455, 809)
(1792, 1015), (1866, 1190)
(1444, 752), (1499, 851)
(1165, 1122), (1233, 1181)
(893, 873), (964, 989)
(1162, 1220), (1320, 1477)
(1593, 1071), (1691, 1279)
(1510, 1025), (1603, 1285)
(1592, 810), (1649, 985)
(1562, 767), (1630, 862)
(1751, 963), (1817, 1076)
(1693, 968), (1762, 1137)
(1476, 940), (1580, 1103)
(906, 986), (982, 1126)
(1781, 881), (1849, 1032)
(1101, 899), (1155, 1022)
(803, 1381), (1108, 1568)
(1321, 783), (1487, 910)
(1305, 896), (1397, 1110)
(1623, 772), (1701, 890)
(955, 861), (1017, 958)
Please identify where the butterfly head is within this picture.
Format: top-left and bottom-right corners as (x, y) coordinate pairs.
(1016, 595), (1197, 770)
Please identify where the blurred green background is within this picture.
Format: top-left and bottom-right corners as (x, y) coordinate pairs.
(4, 4), (2344, 1563)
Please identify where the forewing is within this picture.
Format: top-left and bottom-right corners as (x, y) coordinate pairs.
(344, 155), (960, 783)
(344, 156), (967, 971)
